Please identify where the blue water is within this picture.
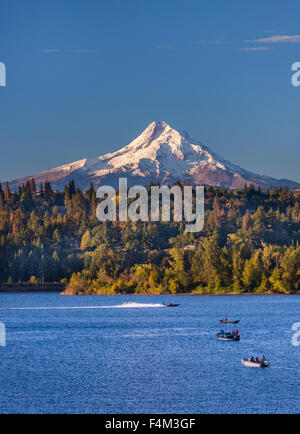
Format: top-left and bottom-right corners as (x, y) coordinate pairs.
(0, 293), (299, 414)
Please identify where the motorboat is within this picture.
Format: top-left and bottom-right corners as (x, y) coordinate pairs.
(241, 359), (270, 368)
(162, 303), (180, 307)
(216, 331), (240, 341)
(219, 319), (240, 324)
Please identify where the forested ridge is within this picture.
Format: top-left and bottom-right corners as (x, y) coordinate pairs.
(0, 178), (300, 294)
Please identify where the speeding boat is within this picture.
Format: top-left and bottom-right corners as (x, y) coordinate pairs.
(241, 359), (270, 368)
(216, 331), (240, 341)
(219, 319), (240, 324)
(162, 303), (180, 307)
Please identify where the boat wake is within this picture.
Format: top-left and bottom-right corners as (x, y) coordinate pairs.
(0, 302), (164, 310)
(113, 302), (164, 308)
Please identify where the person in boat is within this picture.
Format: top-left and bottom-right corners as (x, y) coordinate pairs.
(250, 356), (255, 362)
(262, 355), (266, 363)
(255, 357), (260, 363)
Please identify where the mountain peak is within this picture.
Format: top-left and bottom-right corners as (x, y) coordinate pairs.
(146, 121), (170, 130)
(147, 120), (169, 129)
(7, 121), (300, 191)
(139, 121), (172, 143)
(142, 121), (191, 143)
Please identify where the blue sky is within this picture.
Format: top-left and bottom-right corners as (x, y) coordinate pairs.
(1, 0), (300, 182)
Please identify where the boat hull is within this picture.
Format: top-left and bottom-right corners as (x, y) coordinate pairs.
(219, 320), (240, 324)
(217, 333), (240, 341)
(241, 360), (270, 368)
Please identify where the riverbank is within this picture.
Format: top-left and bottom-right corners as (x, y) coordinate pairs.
(0, 283), (66, 292)
(62, 287), (299, 296)
(0, 283), (298, 295)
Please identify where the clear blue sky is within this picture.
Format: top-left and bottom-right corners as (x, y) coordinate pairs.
(1, 0), (300, 182)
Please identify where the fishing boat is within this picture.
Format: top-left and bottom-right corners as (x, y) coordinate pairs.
(216, 331), (240, 341)
(241, 359), (270, 368)
(219, 319), (240, 324)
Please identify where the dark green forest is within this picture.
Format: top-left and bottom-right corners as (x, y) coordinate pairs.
(0, 178), (300, 294)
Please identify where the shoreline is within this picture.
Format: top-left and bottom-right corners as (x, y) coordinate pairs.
(61, 292), (299, 296)
(0, 283), (65, 293)
(0, 284), (298, 296)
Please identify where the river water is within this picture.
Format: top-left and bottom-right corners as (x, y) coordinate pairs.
(0, 293), (299, 413)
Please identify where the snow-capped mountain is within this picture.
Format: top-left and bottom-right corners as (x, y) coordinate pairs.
(8, 121), (300, 191)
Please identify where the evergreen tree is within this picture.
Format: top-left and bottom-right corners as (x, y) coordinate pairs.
(4, 182), (11, 201)
(30, 179), (37, 198)
(44, 181), (53, 198)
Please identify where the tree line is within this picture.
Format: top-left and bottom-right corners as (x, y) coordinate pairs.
(0, 179), (300, 294)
